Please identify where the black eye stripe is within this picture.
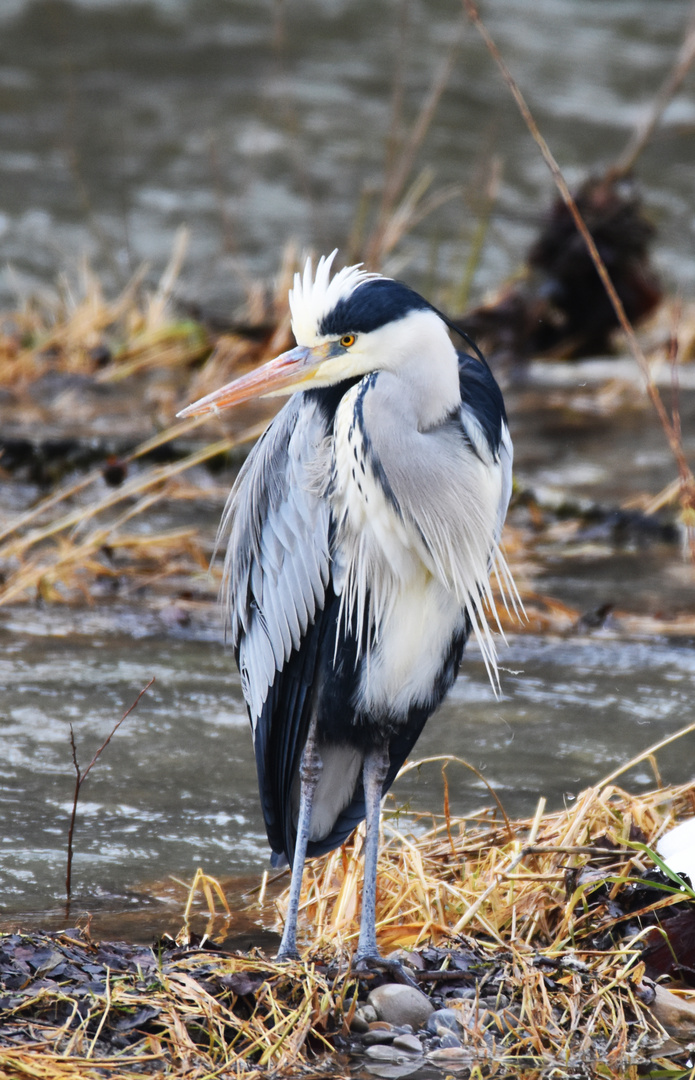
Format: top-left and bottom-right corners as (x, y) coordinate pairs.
(318, 279), (430, 337)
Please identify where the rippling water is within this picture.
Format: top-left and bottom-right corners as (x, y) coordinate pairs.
(2, 612), (694, 928)
(0, 0), (693, 314)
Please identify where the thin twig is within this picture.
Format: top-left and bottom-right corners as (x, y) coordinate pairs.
(397, 753), (515, 841)
(65, 678), (155, 912)
(521, 846), (631, 857)
(383, 0), (410, 185)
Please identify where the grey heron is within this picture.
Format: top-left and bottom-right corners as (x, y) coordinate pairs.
(178, 252), (516, 961)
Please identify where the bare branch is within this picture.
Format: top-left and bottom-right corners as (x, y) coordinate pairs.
(80, 677), (155, 786)
(65, 725), (81, 906)
(65, 677), (155, 913)
(365, 19), (464, 267)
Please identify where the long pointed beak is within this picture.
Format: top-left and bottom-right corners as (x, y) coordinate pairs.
(177, 343), (330, 418)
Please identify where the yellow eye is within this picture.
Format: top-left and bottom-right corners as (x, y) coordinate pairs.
(340, 334), (356, 348)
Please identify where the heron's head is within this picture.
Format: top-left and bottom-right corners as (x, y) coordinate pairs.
(178, 250), (457, 418)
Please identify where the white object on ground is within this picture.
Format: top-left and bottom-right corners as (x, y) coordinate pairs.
(657, 818), (695, 885)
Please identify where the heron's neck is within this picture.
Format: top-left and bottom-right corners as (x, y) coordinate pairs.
(392, 311), (461, 430)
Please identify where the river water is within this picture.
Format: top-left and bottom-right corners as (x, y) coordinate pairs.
(1, 0), (695, 941)
(0, 0), (693, 313)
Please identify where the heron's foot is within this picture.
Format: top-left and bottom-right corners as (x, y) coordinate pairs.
(353, 947), (381, 967)
(276, 926), (301, 962)
(352, 953), (419, 989)
(276, 944), (301, 962)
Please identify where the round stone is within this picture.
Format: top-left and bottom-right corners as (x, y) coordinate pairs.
(425, 1007), (463, 1034)
(368, 983), (435, 1030)
(392, 1033), (423, 1055)
(358, 1004), (378, 1024)
(365, 1044), (401, 1062)
(428, 1046), (469, 1064)
(363, 1027), (396, 1045)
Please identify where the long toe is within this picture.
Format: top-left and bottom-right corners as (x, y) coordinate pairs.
(353, 954), (420, 990)
(354, 946), (381, 965)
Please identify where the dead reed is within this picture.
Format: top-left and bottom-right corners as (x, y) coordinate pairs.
(0, 240), (287, 609)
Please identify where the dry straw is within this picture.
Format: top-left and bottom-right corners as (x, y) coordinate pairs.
(292, 725), (695, 955)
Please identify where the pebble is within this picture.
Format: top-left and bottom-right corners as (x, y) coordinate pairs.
(363, 1027), (396, 1045)
(351, 1004), (379, 1033)
(496, 1007), (522, 1035)
(350, 1012), (370, 1034)
(368, 983), (434, 1030)
(391, 1033), (423, 1055)
(427, 1046), (469, 1064)
(425, 1007), (463, 1034)
(438, 1031), (462, 1048)
(366, 1045), (402, 1062)
(477, 1009), (497, 1030)
(386, 949), (426, 971)
(484, 993), (509, 1009)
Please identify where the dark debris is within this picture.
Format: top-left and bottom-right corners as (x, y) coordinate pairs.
(572, 865), (695, 984)
(456, 174), (661, 364)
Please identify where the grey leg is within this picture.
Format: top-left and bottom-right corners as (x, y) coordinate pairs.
(276, 718), (322, 961)
(356, 742), (389, 961)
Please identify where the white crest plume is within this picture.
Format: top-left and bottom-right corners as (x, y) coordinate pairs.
(289, 250), (383, 345)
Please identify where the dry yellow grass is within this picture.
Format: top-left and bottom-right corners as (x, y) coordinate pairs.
(0, 243), (287, 609)
(296, 775), (695, 954)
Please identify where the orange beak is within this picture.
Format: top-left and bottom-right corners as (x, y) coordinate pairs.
(177, 343), (332, 418)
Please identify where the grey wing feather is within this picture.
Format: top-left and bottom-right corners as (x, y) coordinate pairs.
(219, 394), (332, 727)
(496, 420), (513, 546)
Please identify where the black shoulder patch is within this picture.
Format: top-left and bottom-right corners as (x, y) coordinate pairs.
(457, 351), (507, 456)
(318, 279), (430, 337)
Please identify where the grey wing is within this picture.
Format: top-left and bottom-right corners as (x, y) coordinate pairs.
(219, 393), (332, 728)
(496, 419), (513, 546)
